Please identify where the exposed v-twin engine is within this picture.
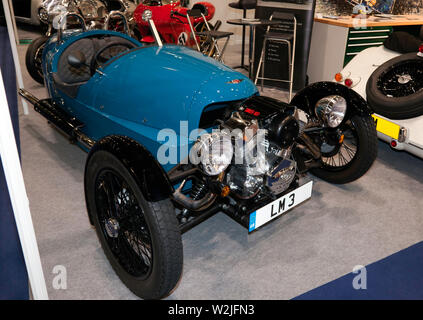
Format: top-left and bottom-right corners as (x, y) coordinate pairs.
(221, 97), (301, 199)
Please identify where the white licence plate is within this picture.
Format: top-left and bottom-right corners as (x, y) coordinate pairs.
(248, 181), (313, 232)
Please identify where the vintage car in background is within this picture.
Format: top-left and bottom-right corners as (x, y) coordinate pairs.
(24, 0), (221, 85)
(11, 0), (138, 25)
(11, 0), (44, 25)
(134, 0), (217, 45)
(25, 0), (108, 84)
(24, 0), (138, 84)
(334, 31), (423, 159)
(134, 0), (225, 61)
(19, 13), (378, 299)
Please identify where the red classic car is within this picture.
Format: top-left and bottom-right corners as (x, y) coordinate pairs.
(134, 0), (217, 46)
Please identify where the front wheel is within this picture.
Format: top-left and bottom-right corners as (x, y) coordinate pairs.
(311, 114), (378, 184)
(85, 150), (183, 299)
(25, 36), (48, 85)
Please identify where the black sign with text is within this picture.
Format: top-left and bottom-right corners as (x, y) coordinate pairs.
(254, 0), (316, 92)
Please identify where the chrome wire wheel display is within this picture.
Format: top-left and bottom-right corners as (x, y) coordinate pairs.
(95, 169), (153, 278)
(377, 59), (423, 98)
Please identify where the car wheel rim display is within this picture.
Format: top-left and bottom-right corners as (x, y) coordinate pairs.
(377, 60), (423, 98)
(95, 170), (153, 278)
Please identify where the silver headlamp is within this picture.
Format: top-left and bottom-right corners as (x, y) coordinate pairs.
(142, 9), (153, 21)
(315, 95), (347, 128)
(38, 7), (49, 23)
(78, 1), (98, 19)
(193, 132), (233, 176)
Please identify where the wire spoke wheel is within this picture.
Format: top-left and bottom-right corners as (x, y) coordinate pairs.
(367, 53), (423, 119)
(196, 22), (216, 57)
(321, 121), (358, 170)
(95, 169), (153, 278)
(85, 144), (183, 299)
(310, 114), (377, 184)
(377, 59), (423, 98)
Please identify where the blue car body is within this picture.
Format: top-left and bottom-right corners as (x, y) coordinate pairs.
(19, 27), (378, 300)
(41, 30), (258, 171)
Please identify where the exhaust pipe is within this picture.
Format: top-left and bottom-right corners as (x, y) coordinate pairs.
(19, 89), (95, 149)
(298, 132), (321, 159)
(18, 88), (39, 106)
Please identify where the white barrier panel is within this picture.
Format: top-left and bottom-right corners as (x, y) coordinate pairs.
(2, 0), (29, 114)
(0, 70), (48, 299)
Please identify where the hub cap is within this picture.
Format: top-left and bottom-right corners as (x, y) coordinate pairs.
(378, 59), (423, 97)
(105, 218), (120, 238)
(397, 74), (412, 84)
(320, 120), (358, 169)
(95, 170), (153, 278)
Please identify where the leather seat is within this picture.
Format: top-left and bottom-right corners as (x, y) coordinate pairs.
(57, 38), (94, 85)
(196, 30), (234, 39)
(55, 35), (137, 98)
(191, 3), (208, 16)
(229, 0), (257, 10)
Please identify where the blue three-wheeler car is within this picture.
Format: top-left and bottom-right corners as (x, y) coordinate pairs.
(19, 12), (378, 299)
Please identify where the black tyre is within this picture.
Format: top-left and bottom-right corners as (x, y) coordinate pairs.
(25, 36), (48, 85)
(383, 31), (422, 53)
(85, 150), (183, 299)
(366, 53), (423, 119)
(311, 114), (378, 184)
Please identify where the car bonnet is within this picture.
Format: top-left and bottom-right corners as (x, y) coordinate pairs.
(97, 45), (258, 134)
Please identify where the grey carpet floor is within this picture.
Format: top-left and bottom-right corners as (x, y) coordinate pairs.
(15, 26), (423, 300)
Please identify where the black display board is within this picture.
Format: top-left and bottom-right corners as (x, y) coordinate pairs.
(254, 0), (316, 91)
(11, 0), (31, 19)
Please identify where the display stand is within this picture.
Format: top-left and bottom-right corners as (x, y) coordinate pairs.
(0, 69), (48, 300)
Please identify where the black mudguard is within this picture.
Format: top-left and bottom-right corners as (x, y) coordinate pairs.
(84, 135), (174, 224)
(291, 81), (373, 118)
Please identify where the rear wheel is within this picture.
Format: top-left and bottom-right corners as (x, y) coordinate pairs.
(85, 150), (183, 299)
(311, 114), (378, 184)
(25, 36), (48, 85)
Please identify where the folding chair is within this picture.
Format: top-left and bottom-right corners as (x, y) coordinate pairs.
(185, 9), (233, 62)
